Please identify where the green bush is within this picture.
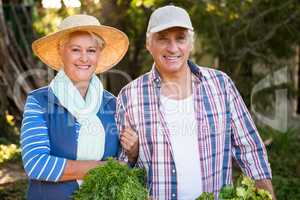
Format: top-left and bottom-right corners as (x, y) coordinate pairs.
(0, 112), (19, 144)
(0, 180), (27, 200)
(258, 127), (300, 199)
(272, 176), (300, 200)
(0, 111), (21, 166)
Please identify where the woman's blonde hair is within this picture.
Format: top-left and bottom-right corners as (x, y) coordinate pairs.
(58, 31), (105, 50)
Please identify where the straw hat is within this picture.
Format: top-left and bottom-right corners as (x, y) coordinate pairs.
(32, 14), (129, 74)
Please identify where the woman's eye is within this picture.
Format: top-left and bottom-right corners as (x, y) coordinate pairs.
(71, 48), (80, 52)
(87, 49), (96, 53)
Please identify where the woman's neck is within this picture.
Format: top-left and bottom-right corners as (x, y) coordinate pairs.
(73, 80), (90, 99)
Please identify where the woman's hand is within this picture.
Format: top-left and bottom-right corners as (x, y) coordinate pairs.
(120, 127), (139, 164)
(60, 159), (130, 181)
(60, 160), (104, 181)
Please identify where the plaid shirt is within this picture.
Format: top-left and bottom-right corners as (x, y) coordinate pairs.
(116, 60), (272, 200)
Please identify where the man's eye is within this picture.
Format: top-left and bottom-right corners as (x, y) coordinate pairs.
(177, 36), (186, 41)
(158, 37), (167, 41)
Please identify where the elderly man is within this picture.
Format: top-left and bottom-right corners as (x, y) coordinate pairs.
(117, 5), (276, 200)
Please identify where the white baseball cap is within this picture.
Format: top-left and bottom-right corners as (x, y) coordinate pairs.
(146, 5), (193, 35)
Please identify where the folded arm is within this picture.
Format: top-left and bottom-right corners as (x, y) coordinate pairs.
(21, 95), (103, 182)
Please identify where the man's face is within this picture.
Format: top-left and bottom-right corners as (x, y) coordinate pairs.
(146, 27), (192, 77)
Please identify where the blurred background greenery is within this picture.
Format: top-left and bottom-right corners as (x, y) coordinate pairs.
(0, 0), (299, 199)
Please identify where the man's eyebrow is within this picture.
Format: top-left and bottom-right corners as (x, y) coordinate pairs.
(156, 32), (166, 37)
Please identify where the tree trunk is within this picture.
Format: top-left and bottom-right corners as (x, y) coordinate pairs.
(0, 1), (44, 121)
(295, 45), (300, 115)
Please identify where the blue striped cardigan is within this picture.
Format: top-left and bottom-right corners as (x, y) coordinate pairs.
(21, 86), (119, 200)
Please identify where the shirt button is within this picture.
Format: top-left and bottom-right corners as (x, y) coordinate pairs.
(172, 193), (176, 197)
(172, 169), (176, 173)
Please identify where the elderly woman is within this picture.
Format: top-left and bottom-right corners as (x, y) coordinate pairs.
(20, 15), (130, 199)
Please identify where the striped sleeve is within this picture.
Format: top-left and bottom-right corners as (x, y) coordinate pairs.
(115, 90), (144, 168)
(20, 95), (67, 182)
(116, 90), (130, 162)
(228, 78), (272, 180)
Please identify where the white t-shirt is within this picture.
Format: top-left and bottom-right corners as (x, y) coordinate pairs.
(160, 94), (202, 200)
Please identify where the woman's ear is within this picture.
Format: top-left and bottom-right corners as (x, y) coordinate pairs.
(58, 45), (64, 57)
(57, 44), (65, 67)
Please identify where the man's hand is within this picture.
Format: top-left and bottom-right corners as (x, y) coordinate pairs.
(255, 179), (276, 200)
(120, 127), (139, 164)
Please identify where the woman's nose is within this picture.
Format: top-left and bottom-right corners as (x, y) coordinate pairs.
(80, 52), (88, 62)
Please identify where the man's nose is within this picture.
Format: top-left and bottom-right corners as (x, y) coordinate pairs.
(166, 40), (178, 52)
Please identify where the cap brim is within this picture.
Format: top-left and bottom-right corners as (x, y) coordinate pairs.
(32, 25), (129, 74)
(149, 22), (193, 33)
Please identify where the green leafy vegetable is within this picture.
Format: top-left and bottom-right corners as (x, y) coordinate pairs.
(196, 175), (272, 200)
(195, 192), (214, 200)
(74, 158), (148, 200)
(219, 185), (235, 199)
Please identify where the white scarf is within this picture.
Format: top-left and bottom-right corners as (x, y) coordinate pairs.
(50, 70), (105, 161)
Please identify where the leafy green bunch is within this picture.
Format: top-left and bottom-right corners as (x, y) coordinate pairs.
(74, 158), (148, 200)
(196, 176), (272, 200)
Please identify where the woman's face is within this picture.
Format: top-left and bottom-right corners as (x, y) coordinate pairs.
(59, 32), (100, 84)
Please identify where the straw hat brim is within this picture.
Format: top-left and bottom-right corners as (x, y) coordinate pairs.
(32, 25), (129, 74)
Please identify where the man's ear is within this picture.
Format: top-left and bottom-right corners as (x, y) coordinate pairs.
(145, 39), (150, 52)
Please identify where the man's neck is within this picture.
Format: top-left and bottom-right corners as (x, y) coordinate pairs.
(160, 67), (192, 100)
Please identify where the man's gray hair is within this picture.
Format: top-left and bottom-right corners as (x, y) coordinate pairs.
(146, 29), (194, 50)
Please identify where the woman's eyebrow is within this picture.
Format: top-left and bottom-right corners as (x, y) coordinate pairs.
(68, 44), (81, 47)
(68, 44), (97, 48)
